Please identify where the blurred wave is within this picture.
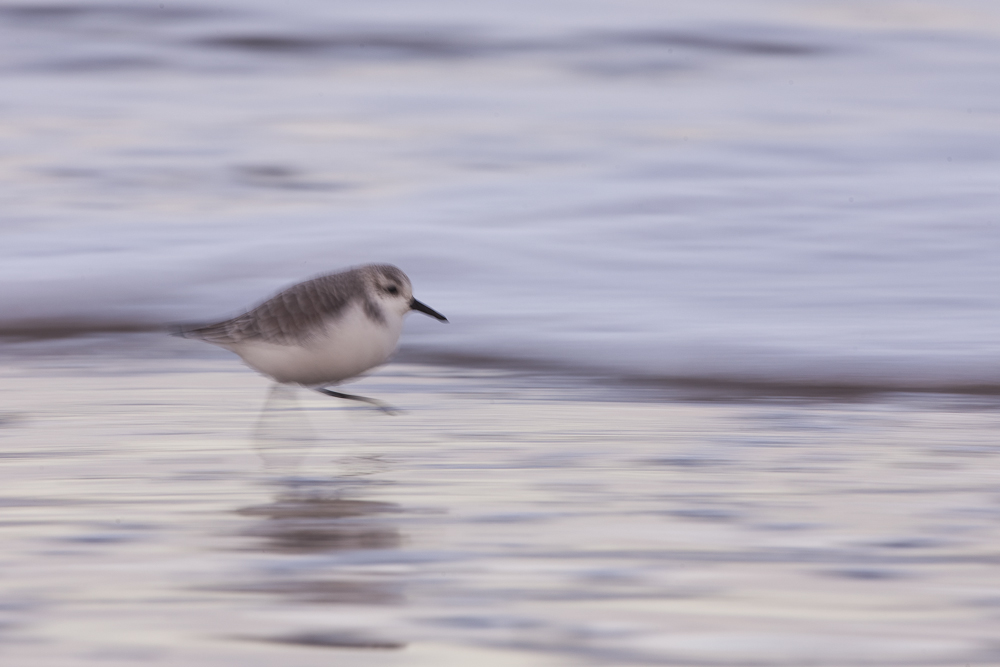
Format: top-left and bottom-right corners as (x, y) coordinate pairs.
(0, 1), (829, 74)
(1, 0), (999, 395)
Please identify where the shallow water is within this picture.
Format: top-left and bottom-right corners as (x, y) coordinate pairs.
(1, 338), (1000, 665)
(2, 0), (1000, 389)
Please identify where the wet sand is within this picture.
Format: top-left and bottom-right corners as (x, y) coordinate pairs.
(1, 336), (999, 666)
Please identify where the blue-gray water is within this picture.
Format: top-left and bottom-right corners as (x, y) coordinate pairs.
(2, 0), (999, 391)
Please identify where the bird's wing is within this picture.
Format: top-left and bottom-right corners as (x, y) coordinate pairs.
(177, 271), (362, 346)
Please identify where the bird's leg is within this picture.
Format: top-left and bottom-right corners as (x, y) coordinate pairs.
(315, 388), (399, 415)
(254, 383), (316, 469)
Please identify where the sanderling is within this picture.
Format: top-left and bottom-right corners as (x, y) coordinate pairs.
(175, 264), (447, 412)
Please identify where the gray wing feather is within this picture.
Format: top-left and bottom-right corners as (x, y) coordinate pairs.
(180, 270), (364, 346)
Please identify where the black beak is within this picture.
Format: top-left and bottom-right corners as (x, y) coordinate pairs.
(410, 298), (448, 322)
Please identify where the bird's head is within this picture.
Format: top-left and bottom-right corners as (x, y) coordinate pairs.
(366, 264), (448, 322)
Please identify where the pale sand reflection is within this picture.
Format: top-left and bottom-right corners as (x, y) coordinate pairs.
(0, 351), (999, 666)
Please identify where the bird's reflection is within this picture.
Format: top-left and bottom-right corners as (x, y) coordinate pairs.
(226, 450), (407, 648)
(238, 488), (403, 556)
(233, 484), (405, 606)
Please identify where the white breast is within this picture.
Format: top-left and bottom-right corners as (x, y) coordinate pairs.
(227, 302), (404, 386)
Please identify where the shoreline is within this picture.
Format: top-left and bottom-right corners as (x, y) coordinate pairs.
(4, 331), (1000, 405)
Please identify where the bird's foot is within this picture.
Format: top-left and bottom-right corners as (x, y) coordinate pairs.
(315, 388), (400, 415)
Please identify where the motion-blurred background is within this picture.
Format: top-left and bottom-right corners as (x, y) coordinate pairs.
(3, 0), (999, 391)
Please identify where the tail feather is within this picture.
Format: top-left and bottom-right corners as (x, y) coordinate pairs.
(169, 322), (214, 340)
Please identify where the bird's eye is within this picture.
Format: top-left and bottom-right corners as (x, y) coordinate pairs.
(386, 285), (399, 295)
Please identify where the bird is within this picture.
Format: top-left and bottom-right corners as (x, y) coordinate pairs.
(174, 264), (447, 412)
